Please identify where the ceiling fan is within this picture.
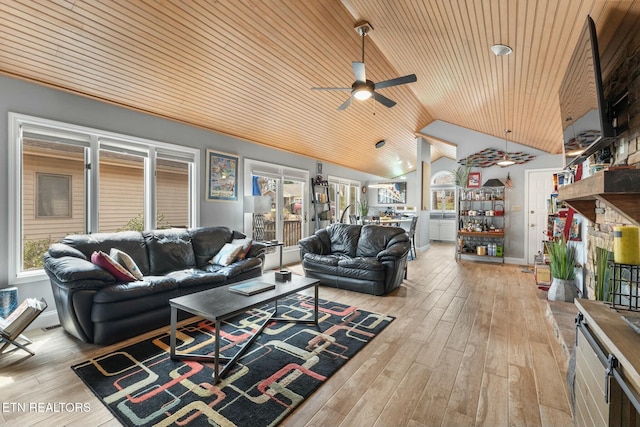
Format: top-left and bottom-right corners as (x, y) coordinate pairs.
(312, 21), (417, 111)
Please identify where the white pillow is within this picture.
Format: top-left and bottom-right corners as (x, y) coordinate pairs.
(210, 243), (243, 266)
(110, 248), (143, 280)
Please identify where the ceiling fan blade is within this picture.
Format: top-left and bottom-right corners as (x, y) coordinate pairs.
(375, 74), (417, 90)
(311, 87), (351, 91)
(337, 96), (352, 111)
(352, 61), (366, 83)
(373, 92), (396, 108)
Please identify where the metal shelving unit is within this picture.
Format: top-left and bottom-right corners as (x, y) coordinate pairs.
(456, 187), (505, 263)
(311, 178), (333, 231)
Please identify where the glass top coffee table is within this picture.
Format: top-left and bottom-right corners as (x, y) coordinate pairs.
(169, 271), (319, 383)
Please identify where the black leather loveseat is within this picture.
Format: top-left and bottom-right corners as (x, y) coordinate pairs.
(44, 226), (266, 345)
(299, 223), (410, 295)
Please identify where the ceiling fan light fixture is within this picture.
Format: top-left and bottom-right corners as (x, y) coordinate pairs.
(313, 20), (415, 110)
(353, 81), (373, 100)
(491, 44), (513, 57)
(353, 88), (373, 100)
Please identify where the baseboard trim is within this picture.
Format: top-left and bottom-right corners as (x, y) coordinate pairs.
(25, 310), (59, 331)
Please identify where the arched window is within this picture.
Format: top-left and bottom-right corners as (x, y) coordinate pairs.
(431, 171), (456, 212)
(431, 170), (456, 186)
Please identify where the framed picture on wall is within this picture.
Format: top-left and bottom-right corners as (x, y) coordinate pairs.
(377, 182), (407, 204)
(467, 172), (481, 188)
(206, 150), (239, 201)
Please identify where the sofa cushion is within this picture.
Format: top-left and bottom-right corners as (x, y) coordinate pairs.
(208, 257), (263, 279)
(143, 229), (196, 275)
(91, 277), (179, 322)
(109, 248), (143, 280)
(302, 253), (341, 266)
(356, 225), (406, 257)
(92, 276), (178, 304)
(337, 257), (385, 271)
(189, 226), (234, 268)
(166, 269), (227, 289)
(327, 223), (362, 257)
(90, 251), (136, 282)
(303, 256), (384, 282)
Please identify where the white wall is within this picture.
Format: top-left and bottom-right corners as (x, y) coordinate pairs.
(0, 75), (383, 326)
(431, 157), (458, 176)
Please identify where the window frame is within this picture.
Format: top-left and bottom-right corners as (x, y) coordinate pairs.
(8, 113), (200, 283)
(430, 171), (457, 213)
(326, 175), (362, 221)
(244, 158), (309, 249)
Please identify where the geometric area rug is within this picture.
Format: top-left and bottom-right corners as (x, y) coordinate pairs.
(72, 294), (394, 427)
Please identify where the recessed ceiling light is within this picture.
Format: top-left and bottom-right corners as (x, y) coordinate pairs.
(375, 140), (385, 148)
(491, 44), (513, 57)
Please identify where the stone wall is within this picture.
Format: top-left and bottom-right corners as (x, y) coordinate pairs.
(583, 23), (640, 298)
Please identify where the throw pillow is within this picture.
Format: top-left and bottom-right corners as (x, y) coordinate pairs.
(109, 248), (143, 280)
(91, 251), (136, 282)
(231, 238), (252, 261)
(210, 243), (243, 266)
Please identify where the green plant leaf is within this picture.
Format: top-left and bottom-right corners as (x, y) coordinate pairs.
(545, 237), (577, 281)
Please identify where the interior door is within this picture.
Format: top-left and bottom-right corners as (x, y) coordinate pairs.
(526, 168), (562, 264)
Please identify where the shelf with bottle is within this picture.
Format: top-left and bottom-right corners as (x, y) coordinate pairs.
(456, 185), (505, 263)
(459, 187), (504, 202)
(458, 216), (503, 233)
(456, 234), (504, 258)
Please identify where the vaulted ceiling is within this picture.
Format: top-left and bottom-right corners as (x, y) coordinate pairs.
(1, 1), (638, 177)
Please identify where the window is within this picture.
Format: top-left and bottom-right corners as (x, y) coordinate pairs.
(245, 159), (308, 249)
(9, 113), (199, 281)
(327, 176), (361, 221)
(431, 171), (456, 213)
(99, 147), (146, 232)
(156, 157), (191, 229)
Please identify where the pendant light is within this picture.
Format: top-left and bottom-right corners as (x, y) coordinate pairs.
(492, 43), (515, 167)
(497, 129), (516, 166)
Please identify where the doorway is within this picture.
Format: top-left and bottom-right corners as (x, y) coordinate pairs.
(525, 168), (562, 264)
(245, 159), (309, 267)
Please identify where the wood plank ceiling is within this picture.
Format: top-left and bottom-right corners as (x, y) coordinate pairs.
(1, 0), (637, 178)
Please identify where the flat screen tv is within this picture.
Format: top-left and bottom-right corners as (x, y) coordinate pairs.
(558, 15), (614, 168)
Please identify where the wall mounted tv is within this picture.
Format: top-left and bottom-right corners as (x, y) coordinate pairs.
(558, 15), (614, 169)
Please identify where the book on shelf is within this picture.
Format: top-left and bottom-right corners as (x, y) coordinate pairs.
(0, 297), (47, 339)
(229, 281), (276, 296)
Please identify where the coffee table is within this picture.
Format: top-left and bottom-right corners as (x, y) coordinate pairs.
(169, 271), (319, 383)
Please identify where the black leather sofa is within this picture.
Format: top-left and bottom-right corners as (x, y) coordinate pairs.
(44, 226), (266, 345)
(299, 223), (410, 295)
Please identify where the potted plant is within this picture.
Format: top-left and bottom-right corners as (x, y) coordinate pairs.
(545, 237), (579, 301)
(357, 198), (369, 220)
(452, 161), (472, 188)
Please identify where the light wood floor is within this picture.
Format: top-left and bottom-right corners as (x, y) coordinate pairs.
(0, 242), (573, 427)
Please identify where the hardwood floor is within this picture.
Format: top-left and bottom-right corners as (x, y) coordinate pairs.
(0, 242), (573, 426)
